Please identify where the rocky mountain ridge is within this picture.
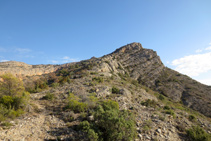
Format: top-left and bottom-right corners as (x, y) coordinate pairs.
(0, 42), (210, 140)
(0, 61), (60, 77)
(98, 42), (211, 117)
(1, 42), (210, 117)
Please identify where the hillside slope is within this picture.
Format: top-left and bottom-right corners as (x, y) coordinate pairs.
(98, 42), (211, 117)
(0, 42), (210, 140)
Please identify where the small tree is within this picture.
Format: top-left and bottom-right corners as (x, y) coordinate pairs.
(0, 73), (25, 97)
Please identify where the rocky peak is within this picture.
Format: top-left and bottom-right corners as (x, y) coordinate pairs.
(112, 42), (143, 54)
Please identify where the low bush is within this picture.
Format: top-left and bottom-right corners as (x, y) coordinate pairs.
(141, 99), (157, 108)
(163, 105), (170, 110)
(186, 126), (211, 141)
(66, 93), (88, 113)
(43, 92), (55, 101)
(188, 115), (196, 122)
(112, 86), (120, 94)
(92, 77), (104, 83)
(165, 109), (175, 117)
(78, 100), (137, 141)
(158, 95), (165, 101)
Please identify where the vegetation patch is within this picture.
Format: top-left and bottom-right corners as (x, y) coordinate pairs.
(92, 77), (104, 83)
(0, 73), (29, 121)
(78, 100), (137, 141)
(186, 126), (211, 141)
(43, 92), (55, 101)
(65, 93), (88, 113)
(141, 99), (157, 108)
(111, 86), (120, 94)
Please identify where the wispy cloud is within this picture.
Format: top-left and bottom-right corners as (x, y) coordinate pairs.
(61, 56), (79, 63)
(50, 56), (80, 64)
(51, 60), (59, 64)
(15, 48), (31, 53)
(195, 49), (203, 53)
(205, 46), (211, 51)
(0, 60), (9, 62)
(171, 52), (211, 77)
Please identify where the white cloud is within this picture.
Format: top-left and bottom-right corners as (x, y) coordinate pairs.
(50, 56), (79, 64)
(0, 60), (9, 62)
(195, 49), (203, 53)
(61, 56), (79, 63)
(205, 46), (211, 51)
(15, 48), (31, 53)
(197, 78), (211, 86)
(209, 42), (211, 45)
(51, 60), (59, 64)
(62, 56), (70, 60)
(171, 52), (211, 77)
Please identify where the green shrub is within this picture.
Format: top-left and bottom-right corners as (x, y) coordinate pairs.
(163, 105), (170, 110)
(165, 109), (175, 117)
(188, 115), (196, 122)
(87, 129), (99, 141)
(186, 126), (211, 141)
(7, 109), (24, 119)
(0, 77), (29, 120)
(93, 100), (136, 140)
(90, 72), (98, 75)
(112, 86), (120, 94)
(51, 82), (60, 88)
(35, 78), (48, 91)
(0, 96), (14, 109)
(0, 92), (29, 110)
(78, 100), (136, 141)
(92, 77), (104, 83)
(79, 121), (99, 141)
(43, 92), (55, 101)
(141, 99), (157, 108)
(1, 121), (13, 127)
(66, 93), (88, 113)
(158, 95), (165, 101)
(0, 73), (25, 97)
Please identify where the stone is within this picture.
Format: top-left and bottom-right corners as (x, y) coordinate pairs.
(156, 128), (162, 133)
(138, 134), (142, 139)
(88, 115), (94, 121)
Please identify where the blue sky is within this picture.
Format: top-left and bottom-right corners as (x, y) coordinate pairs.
(0, 0), (211, 85)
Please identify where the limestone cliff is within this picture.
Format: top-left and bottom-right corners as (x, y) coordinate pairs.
(96, 42), (211, 117)
(0, 61), (60, 77)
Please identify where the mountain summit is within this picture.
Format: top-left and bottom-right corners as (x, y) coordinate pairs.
(0, 43), (210, 140)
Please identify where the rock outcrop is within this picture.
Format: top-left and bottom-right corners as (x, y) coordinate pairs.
(97, 42), (211, 117)
(0, 61), (60, 77)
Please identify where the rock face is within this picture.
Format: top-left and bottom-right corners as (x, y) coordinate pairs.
(0, 61), (60, 77)
(98, 42), (211, 117)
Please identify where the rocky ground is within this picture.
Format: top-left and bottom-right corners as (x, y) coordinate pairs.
(0, 73), (211, 140)
(0, 42), (211, 140)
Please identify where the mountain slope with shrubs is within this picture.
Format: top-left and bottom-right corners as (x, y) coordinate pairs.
(0, 42), (210, 140)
